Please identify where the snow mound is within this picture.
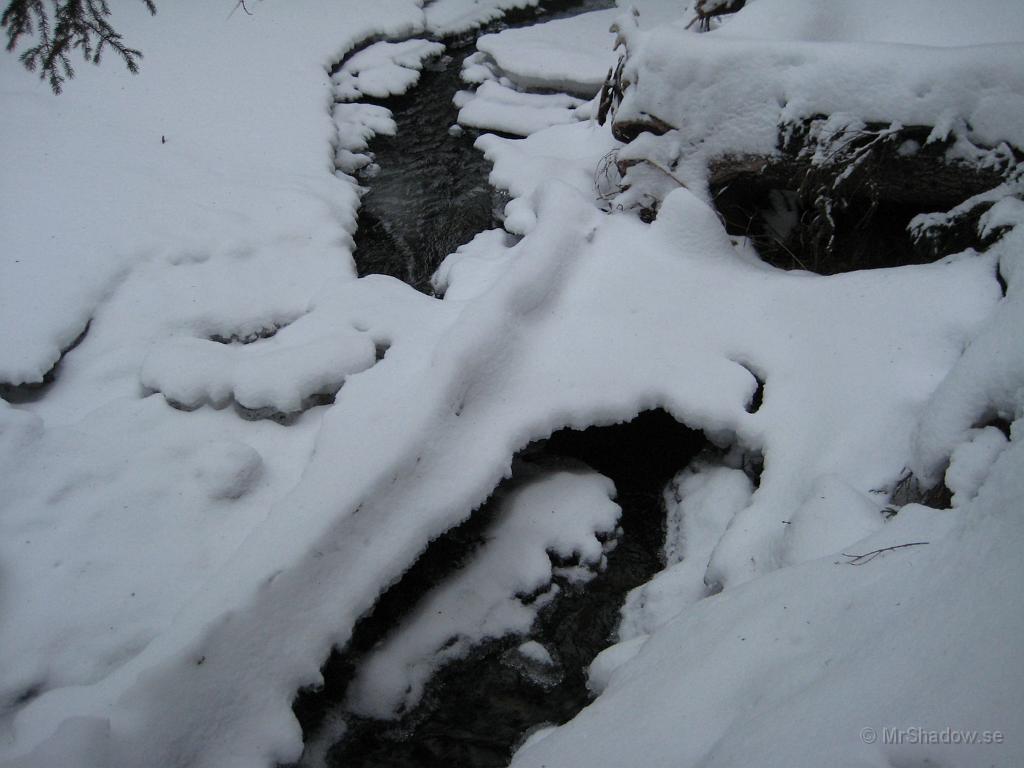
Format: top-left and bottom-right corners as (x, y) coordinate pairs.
(332, 102), (396, 174)
(457, 80), (585, 137)
(0, 400), (275, 722)
(141, 330), (376, 416)
(473, 8), (619, 95)
(332, 39), (445, 101)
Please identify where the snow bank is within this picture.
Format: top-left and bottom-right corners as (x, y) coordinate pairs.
(912, 188), (1024, 486)
(473, 8), (619, 94)
(611, 0), (1024, 193)
(425, 0), (540, 36)
(457, 81), (585, 137)
(512, 450), (1024, 768)
(0, 0), (424, 387)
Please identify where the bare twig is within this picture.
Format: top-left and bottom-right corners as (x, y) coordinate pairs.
(227, 0), (253, 19)
(841, 542), (929, 566)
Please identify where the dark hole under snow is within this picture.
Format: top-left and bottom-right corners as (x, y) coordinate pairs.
(290, 409), (713, 768)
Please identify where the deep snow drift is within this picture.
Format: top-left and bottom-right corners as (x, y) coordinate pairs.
(1, 1), (1022, 767)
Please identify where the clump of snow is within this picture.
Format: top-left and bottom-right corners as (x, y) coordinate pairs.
(516, 640), (555, 666)
(945, 426), (1010, 506)
(192, 440), (264, 500)
(663, 457), (753, 567)
(503, 639), (564, 690)
(332, 102), (397, 174)
(432, 228), (519, 301)
(618, 458), (752, 641)
(346, 466), (620, 719)
(474, 122), (618, 234)
(332, 39), (445, 101)
(457, 81), (585, 137)
(780, 474), (885, 565)
(473, 8), (619, 95)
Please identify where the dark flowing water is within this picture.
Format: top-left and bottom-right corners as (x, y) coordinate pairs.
(292, 411), (710, 768)
(350, 0), (615, 293)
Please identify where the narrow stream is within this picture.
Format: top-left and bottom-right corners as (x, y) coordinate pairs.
(289, 4), (713, 766)
(292, 412), (711, 768)
(350, 0), (615, 292)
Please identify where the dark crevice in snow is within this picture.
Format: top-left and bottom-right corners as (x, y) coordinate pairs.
(712, 179), (950, 274)
(208, 323), (289, 345)
(704, 121), (1011, 274)
(0, 320), (90, 404)
(975, 414), (1013, 440)
(345, 0), (613, 294)
(157, 389), (341, 425)
(996, 265), (1009, 297)
(733, 361), (765, 414)
(3, 680), (45, 716)
(890, 470), (953, 511)
(233, 393), (338, 425)
(289, 409), (710, 768)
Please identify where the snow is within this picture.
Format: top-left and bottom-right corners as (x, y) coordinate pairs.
(586, 634), (645, 696)
(457, 80), (585, 137)
(945, 426), (1009, 507)
(424, 0), (541, 36)
(0, 0), (424, 388)
(512, 461), (1024, 768)
(912, 188), (1024, 487)
(140, 330), (377, 415)
(516, 640), (555, 667)
(2, 0), (1022, 766)
(473, 8), (619, 94)
(332, 39), (446, 101)
(609, 0), (1024, 197)
(715, 0), (1024, 46)
(474, 121), (618, 234)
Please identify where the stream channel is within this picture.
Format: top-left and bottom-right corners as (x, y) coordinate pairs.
(288, 4), (716, 767)
(350, 0), (613, 292)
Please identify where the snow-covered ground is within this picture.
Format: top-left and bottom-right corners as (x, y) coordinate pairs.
(1, 1), (1022, 767)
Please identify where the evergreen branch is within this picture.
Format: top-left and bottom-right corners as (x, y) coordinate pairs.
(2, 0), (156, 93)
